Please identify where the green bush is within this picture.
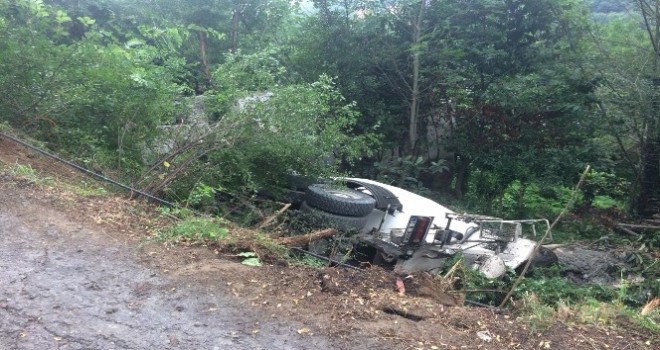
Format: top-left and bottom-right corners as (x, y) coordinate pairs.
(500, 181), (580, 219)
(0, 1), (187, 179)
(159, 217), (228, 242)
(164, 57), (382, 199)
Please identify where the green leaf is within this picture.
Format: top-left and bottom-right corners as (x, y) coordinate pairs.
(55, 10), (71, 24)
(77, 16), (96, 27)
(241, 257), (262, 267)
(237, 251), (257, 257)
(125, 38), (146, 48)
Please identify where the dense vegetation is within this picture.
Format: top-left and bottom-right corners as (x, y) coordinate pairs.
(1, 0), (659, 239)
(1, 0), (659, 330)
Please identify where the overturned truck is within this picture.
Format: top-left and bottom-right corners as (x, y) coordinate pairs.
(297, 178), (558, 278)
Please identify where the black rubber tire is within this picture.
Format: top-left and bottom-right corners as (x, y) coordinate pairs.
(347, 180), (402, 212)
(531, 247), (559, 267)
(516, 247), (559, 275)
(280, 190), (306, 207)
(305, 184), (375, 217)
(287, 174), (318, 192)
(300, 201), (369, 231)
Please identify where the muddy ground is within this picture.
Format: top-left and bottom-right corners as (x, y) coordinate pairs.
(0, 135), (657, 349)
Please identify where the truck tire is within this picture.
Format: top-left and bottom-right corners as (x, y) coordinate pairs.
(531, 246), (559, 267)
(300, 201), (369, 231)
(287, 173), (319, 191)
(305, 184), (375, 217)
(345, 180), (402, 212)
(516, 247), (559, 274)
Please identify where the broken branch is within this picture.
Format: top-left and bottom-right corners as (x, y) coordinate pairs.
(257, 203), (291, 230)
(276, 228), (338, 247)
(615, 225), (641, 237)
(617, 223), (660, 230)
(499, 165), (590, 308)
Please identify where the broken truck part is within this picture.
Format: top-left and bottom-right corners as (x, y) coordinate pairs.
(298, 177), (557, 278)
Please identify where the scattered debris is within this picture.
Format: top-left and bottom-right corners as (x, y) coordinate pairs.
(257, 203), (291, 229)
(276, 228), (338, 247)
(641, 298), (660, 316)
(396, 277), (406, 296)
(476, 330), (493, 342)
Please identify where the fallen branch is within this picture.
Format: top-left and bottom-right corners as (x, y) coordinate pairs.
(257, 203), (291, 230)
(542, 243), (570, 249)
(499, 165), (590, 308)
(615, 225), (641, 237)
(289, 247), (363, 271)
(276, 228), (338, 247)
(641, 297), (660, 316)
(617, 223), (660, 230)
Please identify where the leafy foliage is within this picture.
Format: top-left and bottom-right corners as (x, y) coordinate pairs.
(0, 0), (656, 240)
(159, 53), (379, 203)
(0, 0), (187, 178)
(237, 251), (262, 267)
(2, 1), (659, 333)
(159, 217), (229, 242)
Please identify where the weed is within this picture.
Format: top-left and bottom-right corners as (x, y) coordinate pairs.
(186, 182), (219, 208)
(8, 161), (53, 185)
(157, 206), (194, 219)
(251, 231), (288, 257)
(515, 292), (557, 330)
(516, 294), (625, 330)
(9, 162), (37, 179)
(9, 162), (36, 178)
(298, 255), (328, 268)
(72, 181), (108, 197)
(627, 307), (660, 332)
(237, 252), (262, 267)
(158, 217), (229, 242)
(518, 275), (616, 305)
(434, 254), (512, 305)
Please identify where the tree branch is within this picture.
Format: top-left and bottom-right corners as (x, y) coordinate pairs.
(276, 228), (338, 247)
(499, 165), (590, 308)
(638, 0), (660, 56)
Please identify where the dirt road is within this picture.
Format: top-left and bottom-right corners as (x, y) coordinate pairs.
(0, 185), (346, 350)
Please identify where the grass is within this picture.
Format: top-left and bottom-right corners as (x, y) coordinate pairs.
(72, 181), (109, 196)
(515, 292), (660, 334)
(3, 160), (116, 199)
(155, 210), (288, 263)
(157, 217), (229, 242)
(291, 254), (329, 268)
(626, 307), (660, 332)
(516, 293), (617, 330)
(510, 271), (660, 334)
(438, 255), (659, 334)
(7, 161), (53, 185)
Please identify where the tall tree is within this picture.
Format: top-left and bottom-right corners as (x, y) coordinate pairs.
(593, 2), (660, 217)
(636, 0), (660, 217)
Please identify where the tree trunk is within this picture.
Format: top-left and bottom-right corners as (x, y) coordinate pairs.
(453, 157), (469, 199)
(197, 31), (211, 85)
(637, 79), (660, 217)
(230, 8), (241, 53)
(315, 0), (332, 26)
(636, 0), (660, 217)
(408, 0), (425, 155)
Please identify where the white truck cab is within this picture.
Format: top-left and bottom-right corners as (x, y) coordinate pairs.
(300, 177), (555, 278)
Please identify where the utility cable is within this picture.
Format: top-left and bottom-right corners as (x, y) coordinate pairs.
(0, 131), (178, 208)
